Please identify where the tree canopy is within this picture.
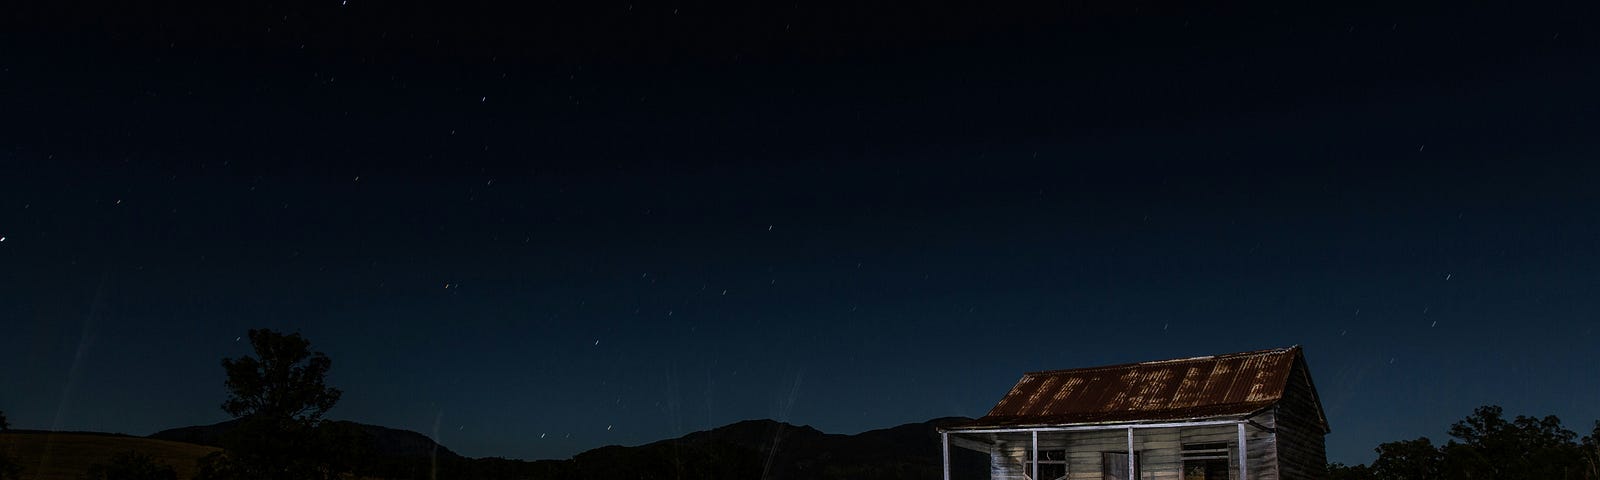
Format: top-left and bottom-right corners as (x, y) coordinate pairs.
(221, 329), (342, 423)
(199, 329), (364, 480)
(1330, 405), (1594, 480)
(1583, 421), (1600, 479)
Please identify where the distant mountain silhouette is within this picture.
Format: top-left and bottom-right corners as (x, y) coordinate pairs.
(148, 418), (461, 460)
(146, 417), (987, 479)
(547, 416), (988, 480)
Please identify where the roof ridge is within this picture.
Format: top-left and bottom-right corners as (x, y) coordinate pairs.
(1022, 346), (1297, 376)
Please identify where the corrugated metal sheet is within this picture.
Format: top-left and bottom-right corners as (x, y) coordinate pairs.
(955, 346), (1302, 429)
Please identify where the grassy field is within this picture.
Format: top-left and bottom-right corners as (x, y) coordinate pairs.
(0, 431), (219, 480)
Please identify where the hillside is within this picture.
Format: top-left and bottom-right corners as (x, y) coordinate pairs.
(10, 417), (987, 480)
(149, 419), (461, 460)
(0, 431), (218, 480)
(485, 417), (990, 480)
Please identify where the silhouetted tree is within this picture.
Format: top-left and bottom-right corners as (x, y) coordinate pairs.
(1441, 405), (1583, 479)
(1327, 462), (1374, 480)
(194, 451), (244, 480)
(1329, 405), (1593, 480)
(221, 329), (342, 422)
(81, 451), (177, 480)
(1583, 421), (1600, 480)
(197, 329), (353, 480)
(1369, 437), (1442, 480)
(0, 410), (20, 480)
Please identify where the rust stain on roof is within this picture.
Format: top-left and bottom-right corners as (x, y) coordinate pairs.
(959, 346), (1302, 429)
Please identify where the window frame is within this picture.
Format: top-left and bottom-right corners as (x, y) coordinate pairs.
(1180, 442), (1231, 461)
(1026, 448), (1068, 480)
(1180, 442), (1232, 480)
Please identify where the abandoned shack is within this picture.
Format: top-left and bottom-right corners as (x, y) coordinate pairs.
(939, 346), (1329, 480)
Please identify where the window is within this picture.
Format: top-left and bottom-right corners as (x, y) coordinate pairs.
(1181, 442), (1230, 480)
(1027, 449), (1067, 480)
(1101, 451), (1140, 480)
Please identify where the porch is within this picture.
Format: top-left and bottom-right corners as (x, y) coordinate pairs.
(940, 419), (1276, 480)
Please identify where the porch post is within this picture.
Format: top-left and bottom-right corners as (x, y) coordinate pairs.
(1126, 427), (1135, 480)
(1237, 423), (1248, 480)
(1031, 430), (1039, 480)
(941, 432), (950, 480)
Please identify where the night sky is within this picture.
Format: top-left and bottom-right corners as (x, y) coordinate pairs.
(3, 0), (1598, 467)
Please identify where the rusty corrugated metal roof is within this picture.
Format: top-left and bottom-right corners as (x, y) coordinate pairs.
(953, 346), (1302, 429)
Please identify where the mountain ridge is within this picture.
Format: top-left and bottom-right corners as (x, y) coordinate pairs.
(149, 418), (463, 460)
(140, 416), (988, 479)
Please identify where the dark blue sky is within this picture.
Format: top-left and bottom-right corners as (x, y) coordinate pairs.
(2, 0), (1598, 466)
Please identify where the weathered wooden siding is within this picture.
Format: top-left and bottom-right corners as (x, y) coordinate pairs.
(1180, 423), (1276, 480)
(1273, 358), (1329, 480)
(986, 425), (1277, 480)
(990, 439), (1020, 480)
